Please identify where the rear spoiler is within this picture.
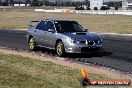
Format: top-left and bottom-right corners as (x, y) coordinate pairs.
(29, 20), (40, 27)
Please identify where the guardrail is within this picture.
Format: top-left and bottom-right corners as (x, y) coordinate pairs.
(35, 9), (132, 15)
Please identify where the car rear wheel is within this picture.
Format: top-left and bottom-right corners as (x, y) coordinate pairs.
(28, 37), (37, 51)
(56, 41), (65, 57)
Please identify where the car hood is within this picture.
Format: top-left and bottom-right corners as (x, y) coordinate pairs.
(62, 32), (101, 41)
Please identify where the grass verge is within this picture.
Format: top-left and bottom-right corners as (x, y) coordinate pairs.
(0, 52), (124, 88)
(0, 53), (82, 88)
(0, 53), (104, 88)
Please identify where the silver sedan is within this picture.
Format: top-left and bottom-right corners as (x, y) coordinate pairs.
(26, 19), (103, 57)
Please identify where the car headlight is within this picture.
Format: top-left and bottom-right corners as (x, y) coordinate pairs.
(69, 38), (80, 44)
(98, 39), (103, 43)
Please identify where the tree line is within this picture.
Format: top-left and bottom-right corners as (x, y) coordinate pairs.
(0, 0), (90, 7)
(0, 0), (122, 10)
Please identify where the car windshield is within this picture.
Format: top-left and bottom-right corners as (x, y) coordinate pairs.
(54, 21), (86, 33)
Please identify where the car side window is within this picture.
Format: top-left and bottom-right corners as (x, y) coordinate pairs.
(46, 21), (55, 30)
(36, 21), (47, 31)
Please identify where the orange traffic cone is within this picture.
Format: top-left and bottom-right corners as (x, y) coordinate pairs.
(80, 68), (91, 86)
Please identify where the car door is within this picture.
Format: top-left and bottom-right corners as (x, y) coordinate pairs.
(45, 21), (56, 49)
(34, 21), (47, 46)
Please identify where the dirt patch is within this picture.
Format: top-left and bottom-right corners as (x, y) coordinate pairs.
(0, 48), (132, 85)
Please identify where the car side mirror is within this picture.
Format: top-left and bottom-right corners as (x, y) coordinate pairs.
(29, 25), (33, 28)
(85, 29), (88, 32)
(48, 29), (55, 32)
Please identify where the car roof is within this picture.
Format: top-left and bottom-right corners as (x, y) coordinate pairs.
(44, 19), (73, 22)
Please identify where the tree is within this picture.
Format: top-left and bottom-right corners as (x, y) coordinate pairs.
(114, 1), (122, 10)
(56, 0), (58, 6)
(10, 0), (14, 4)
(85, 0), (90, 7)
(0, 0), (2, 6)
(104, 1), (122, 8)
(32, 0), (43, 6)
(45, 0), (49, 6)
(26, 0), (31, 4)
(94, 7), (98, 10)
(104, 1), (114, 7)
(65, 1), (71, 7)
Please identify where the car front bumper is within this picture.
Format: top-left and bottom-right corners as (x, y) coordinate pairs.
(64, 43), (103, 53)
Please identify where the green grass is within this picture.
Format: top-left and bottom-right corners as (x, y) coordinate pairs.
(0, 11), (132, 33)
(0, 53), (105, 88)
(0, 53), (128, 88)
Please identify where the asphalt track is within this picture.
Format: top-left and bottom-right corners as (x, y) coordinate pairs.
(0, 30), (132, 73)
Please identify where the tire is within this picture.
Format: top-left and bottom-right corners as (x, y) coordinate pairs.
(55, 41), (65, 57)
(28, 37), (37, 51)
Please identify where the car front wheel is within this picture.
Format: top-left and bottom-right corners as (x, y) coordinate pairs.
(56, 41), (65, 57)
(28, 37), (37, 51)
